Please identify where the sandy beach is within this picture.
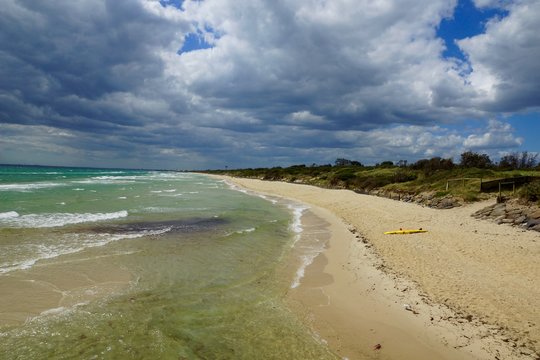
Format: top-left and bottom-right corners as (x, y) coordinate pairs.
(221, 176), (540, 360)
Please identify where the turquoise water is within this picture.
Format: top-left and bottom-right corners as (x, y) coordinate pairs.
(0, 165), (336, 359)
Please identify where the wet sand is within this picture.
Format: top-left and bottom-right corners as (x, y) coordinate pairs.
(0, 249), (132, 326)
(221, 176), (540, 359)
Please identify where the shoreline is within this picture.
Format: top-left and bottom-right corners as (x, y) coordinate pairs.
(218, 175), (539, 359)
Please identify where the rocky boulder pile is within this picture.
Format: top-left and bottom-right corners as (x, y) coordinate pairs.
(472, 200), (540, 232)
(364, 189), (462, 209)
(411, 192), (461, 209)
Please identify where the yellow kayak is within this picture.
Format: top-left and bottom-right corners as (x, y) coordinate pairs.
(384, 229), (427, 235)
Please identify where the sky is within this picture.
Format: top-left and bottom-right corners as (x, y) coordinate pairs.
(1, 0), (539, 170)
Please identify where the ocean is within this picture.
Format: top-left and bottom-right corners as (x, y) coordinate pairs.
(0, 165), (335, 359)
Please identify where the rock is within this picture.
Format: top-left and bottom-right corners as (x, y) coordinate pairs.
(471, 200), (540, 233)
(491, 208), (507, 217)
(526, 218), (540, 228)
(473, 207), (493, 218)
(438, 198), (457, 209)
(494, 202), (506, 210)
(513, 215), (527, 224)
(507, 209), (524, 216)
(528, 210), (540, 219)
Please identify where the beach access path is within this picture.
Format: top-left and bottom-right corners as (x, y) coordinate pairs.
(219, 176), (539, 360)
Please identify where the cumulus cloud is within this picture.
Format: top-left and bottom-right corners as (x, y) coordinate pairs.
(473, 0), (513, 9)
(0, 0), (537, 168)
(459, 0), (540, 112)
(324, 119), (522, 164)
(172, 0), (467, 130)
(463, 119), (523, 148)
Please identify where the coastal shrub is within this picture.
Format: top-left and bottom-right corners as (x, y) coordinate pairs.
(435, 190), (449, 198)
(519, 181), (540, 203)
(376, 161), (394, 168)
(394, 169), (417, 183)
(333, 168), (357, 182)
(462, 191), (479, 202)
(355, 176), (393, 190)
(262, 169), (284, 180)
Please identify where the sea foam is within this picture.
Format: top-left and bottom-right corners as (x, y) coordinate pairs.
(288, 204), (309, 237)
(287, 204), (331, 289)
(0, 210), (128, 228)
(0, 227), (171, 274)
(0, 182), (63, 191)
(0, 211), (19, 219)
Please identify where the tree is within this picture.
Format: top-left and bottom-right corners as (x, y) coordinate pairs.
(411, 157), (454, 176)
(460, 151), (492, 168)
(499, 151), (538, 169)
(376, 161), (394, 168)
(396, 160), (408, 168)
(334, 158), (362, 167)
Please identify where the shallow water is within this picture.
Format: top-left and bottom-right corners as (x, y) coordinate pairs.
(0, 166), (336, 359)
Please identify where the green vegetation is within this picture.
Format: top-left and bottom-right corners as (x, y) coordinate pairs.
(519, 181), (540, 203)
(205, 152), (540, 204)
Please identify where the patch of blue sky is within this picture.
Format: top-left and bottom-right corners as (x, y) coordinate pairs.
(505, 112), (540, 153)
(159, 0), (184, 9)
(437, 0), (508, 61)
(179, 31), (214, 54)
(179, 26), (221, 54)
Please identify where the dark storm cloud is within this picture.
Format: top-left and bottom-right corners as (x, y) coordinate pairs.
(0, 0), (537, 169)
(0, 0), (188, 130)
(1, 1), (172, 98)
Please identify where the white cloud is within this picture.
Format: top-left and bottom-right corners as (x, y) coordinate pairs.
(288, 111), (326, 125)
(463, 119), (523, 149)
(0, 0), (537, 168)
(473, 0), (513, 9)
(459, 0), (540, 112)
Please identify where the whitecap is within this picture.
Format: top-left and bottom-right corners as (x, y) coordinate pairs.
(40, 307), (68, 316)
(143, 207), (178, 213)
(0, 211), (19, 219)
(72, 176), (140, 185)
(226, 227), (256, 236)
(0, 210), (128, 228)
(0, 227), (170, 274)
(0, 182), (63, 191)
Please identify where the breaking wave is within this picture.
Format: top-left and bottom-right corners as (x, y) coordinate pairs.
(0, 210), (128, 228)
